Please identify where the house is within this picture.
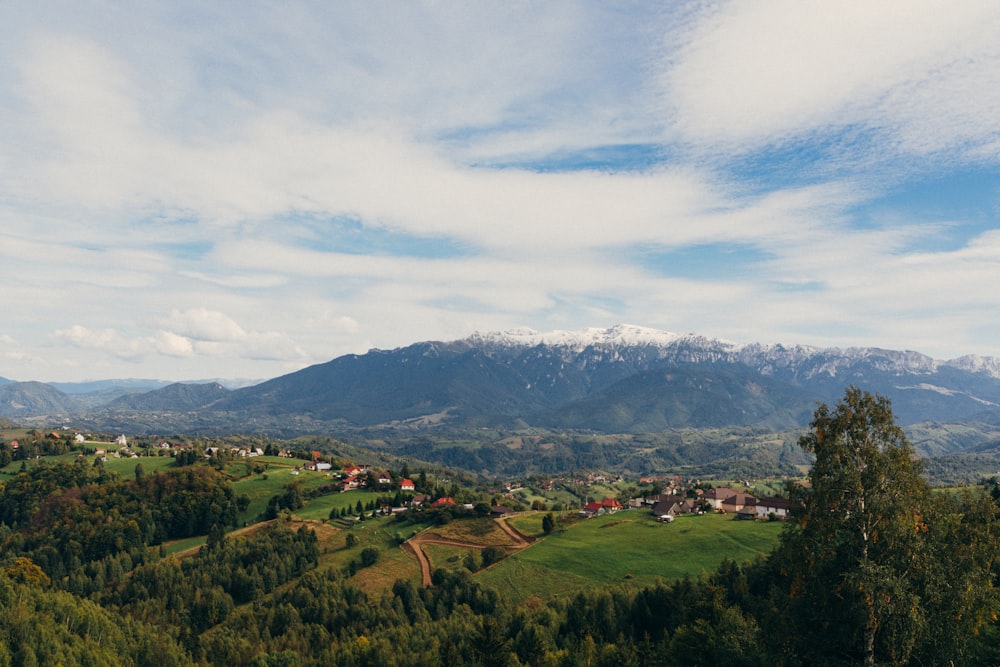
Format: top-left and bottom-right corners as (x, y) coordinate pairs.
(650, 498), (694, 518)
(581, 501), (606, 517)
(74, 433), (86, 443)
(399, 478), (415, 492)
(490, 505), (515, 517)
(719, 492), (757, 514)
(341, 475), (361, 491)
(599, 498), (623, 513)
(755, 497), (794, 520)
(315, 462), (332, 471)
(431, 497), (455, 508)
(115, 434), (128, 446)
(701, 487), (738, 510)
(376, 471), (392, 485)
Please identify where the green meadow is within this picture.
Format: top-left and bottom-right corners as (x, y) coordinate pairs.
(479, 510), (783, 601)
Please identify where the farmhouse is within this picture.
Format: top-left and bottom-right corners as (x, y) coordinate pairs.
(581, 498), (623, 517)
(719, 492), (757, 514)
(755, 496), (794, 520)
(701, 487), (737, 510)
(650, 498), (695, 519)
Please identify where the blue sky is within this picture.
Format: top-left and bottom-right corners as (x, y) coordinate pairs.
(1, 1), (999, 382)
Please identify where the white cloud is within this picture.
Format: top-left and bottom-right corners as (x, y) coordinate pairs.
(1, 3), (999, 382)
(665, 0), (1000, 158)
(160, 308), (246, 343)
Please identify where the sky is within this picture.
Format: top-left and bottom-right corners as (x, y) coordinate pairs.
(2, 1), (999, 383)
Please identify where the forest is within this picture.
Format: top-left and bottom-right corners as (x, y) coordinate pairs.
(1, 388), (999, 666)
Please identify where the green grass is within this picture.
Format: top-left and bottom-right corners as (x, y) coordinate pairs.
(478, 510), (783, 601)
(293, 489), (374, 521)
(316, 515), (421, 593)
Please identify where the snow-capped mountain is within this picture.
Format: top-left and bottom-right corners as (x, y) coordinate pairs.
(466, 325), (991, 381)
(12, 325), (1000, 434)
(191, 325), (1000, 431)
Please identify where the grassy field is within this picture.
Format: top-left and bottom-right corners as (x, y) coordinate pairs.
(314, 515), (422, 593)
(478, 510), (783, 601)
(0, 450), (179, 480)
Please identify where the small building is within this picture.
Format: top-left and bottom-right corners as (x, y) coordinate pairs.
(701, 487), (737, 510)
(720, 492), (757, 514)
(650, 498), (694, 519)
(755, 497), (794, 520)
(399, 478), (415, 492)
(599, 498), (623, 513)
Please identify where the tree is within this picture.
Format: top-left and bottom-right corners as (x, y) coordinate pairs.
(360, 547), (379, 567)
(541, 513), (555, 535)
(767, 387), (1000, 666)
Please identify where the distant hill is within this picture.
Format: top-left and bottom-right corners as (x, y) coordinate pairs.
(12, 325), (1000, 440)
(104, 382), (231, 411)
(0, 381), (84, 417)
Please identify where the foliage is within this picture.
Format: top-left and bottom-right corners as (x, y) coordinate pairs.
(763, 387), (1000, 666)
(1, 396), (998, 666)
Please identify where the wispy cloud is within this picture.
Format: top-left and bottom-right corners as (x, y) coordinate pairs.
(1, 2), (998, 381)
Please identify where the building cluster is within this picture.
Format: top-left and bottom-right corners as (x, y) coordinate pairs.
(646, 486), (794, 522)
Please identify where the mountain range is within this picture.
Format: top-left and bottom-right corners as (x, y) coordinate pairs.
(5, 325), (1000, 436)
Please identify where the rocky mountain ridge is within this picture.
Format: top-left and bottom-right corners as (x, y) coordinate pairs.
(4, 325), (1000, 434)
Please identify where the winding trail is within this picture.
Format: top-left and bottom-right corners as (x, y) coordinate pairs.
(405, 515), (536, 587)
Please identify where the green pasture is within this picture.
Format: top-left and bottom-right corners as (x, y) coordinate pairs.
(479, 510), (783, 602)
(229, 466), (336, 522)
(423, 543), (476, 574)
(293, 489), (374, 521)
(0, 450), (177, 479)
(316, 515), (421, 592)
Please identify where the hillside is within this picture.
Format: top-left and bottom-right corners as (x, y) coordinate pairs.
(0, 381), (85, 417)
(9, 326), (1000, 473)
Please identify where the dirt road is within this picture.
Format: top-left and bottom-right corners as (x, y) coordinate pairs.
(405, 515), (536, 587)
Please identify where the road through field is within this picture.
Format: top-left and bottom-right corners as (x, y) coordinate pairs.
(405, 515), (536, 587)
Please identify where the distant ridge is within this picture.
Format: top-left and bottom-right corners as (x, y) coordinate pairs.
(7, 325), (1000, 434)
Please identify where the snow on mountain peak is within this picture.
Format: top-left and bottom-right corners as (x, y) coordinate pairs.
(465, 324), (685, 350)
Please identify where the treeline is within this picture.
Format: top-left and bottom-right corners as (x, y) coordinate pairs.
(0, 461), (238, 583)
(0, 388), (998, 666)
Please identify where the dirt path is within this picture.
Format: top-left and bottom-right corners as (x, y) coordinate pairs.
(493, 515), (535, 547)
(405, 515), (536, 587)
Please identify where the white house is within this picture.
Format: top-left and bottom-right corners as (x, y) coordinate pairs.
(755, 497), (794, 520)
